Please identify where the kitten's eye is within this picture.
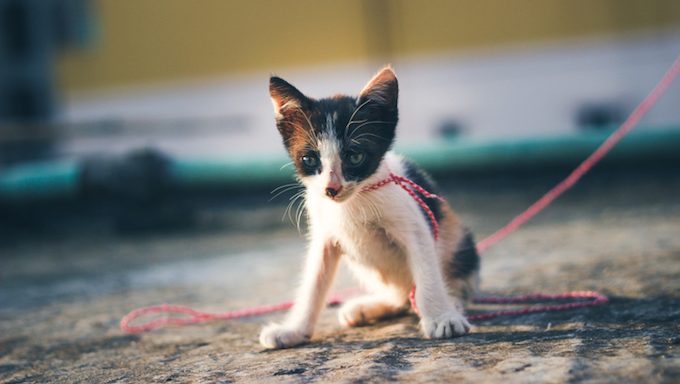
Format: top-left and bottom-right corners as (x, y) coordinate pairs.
(301, 154), (319, 168)
(348, 151), (365, 166)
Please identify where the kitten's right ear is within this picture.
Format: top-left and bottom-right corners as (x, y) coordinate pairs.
(270, 76), (309, 116)
(358, 66), (398, 110)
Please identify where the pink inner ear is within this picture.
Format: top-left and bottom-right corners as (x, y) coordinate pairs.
(359, 66), (398, 103)
(270, 88), (302, 115)
(270, 77), (308, 114)
(271, 96), (299, 115)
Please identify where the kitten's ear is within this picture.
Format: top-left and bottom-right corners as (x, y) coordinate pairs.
(358, 66), (398, 110)
(270, 76), (310, 115)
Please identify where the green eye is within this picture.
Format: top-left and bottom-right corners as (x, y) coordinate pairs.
(301, 154), (318, 168)
(348, 151), (365, 166)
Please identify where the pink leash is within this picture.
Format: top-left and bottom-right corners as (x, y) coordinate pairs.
(361, 172), (446, 240)
(121, 55), (680, 334)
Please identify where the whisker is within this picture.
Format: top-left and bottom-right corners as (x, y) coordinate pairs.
(279, 161), (294, 171)
(283, 190), (305, 223)
(271, 182), (300, 194)
(348, 120), (395, 138)
(358, 191), (383, 220)
(287, 195), (303, 226)
(295, 199), (307, 234)
(346, 119), (368, 127)
(353, 132), (385, 139)
(345, 99), (372, 134)
(351, 132), (386, 145)
(362, 194), (382, 221)
(294, 107), (319, 144)
(270, 184), (303, 202)
(288, 120), (319, 150)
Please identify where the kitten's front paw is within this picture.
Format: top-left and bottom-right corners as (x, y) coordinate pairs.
(259, 323), (310, 349)
(420, 309), (471, 339)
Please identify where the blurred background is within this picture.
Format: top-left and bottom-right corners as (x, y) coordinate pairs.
(3, 0), (680, 160)
(1, 0), (680, 311)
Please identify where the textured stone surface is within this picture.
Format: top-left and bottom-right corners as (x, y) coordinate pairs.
(1, 171), (679, 383)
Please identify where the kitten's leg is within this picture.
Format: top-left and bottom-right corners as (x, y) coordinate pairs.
(338, 285), (408, 327)
(259, 239), (341, 349)
(405, 234), (471, 338)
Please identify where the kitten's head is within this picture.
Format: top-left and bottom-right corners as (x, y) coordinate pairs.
(270, 66), (398, 202)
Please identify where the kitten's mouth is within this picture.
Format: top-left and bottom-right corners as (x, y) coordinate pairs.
(327, 192), (349, 202)
(325, 185), (354, 202)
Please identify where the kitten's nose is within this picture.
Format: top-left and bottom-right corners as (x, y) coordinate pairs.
(325, 186), (342, 198)
(326, 170), (343, 199)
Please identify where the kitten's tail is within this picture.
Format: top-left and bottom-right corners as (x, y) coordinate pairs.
(446, 229), (481, 301)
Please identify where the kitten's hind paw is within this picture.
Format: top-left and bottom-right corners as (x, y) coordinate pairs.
(338, 295), (407, 327)
(420, 309), (471, 339)
(338, 301), (368, 327)
(259, 323), (310, 349)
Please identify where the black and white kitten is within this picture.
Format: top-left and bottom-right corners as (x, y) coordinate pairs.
(260, 66), (480, 349)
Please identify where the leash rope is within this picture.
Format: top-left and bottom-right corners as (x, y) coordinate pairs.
(120, 55), (680, 334)
(361, 172), (446, 240)
(476, 54), (680, 254)
(120, 293), (351, 334)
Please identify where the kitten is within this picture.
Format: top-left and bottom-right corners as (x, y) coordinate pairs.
(260, 66), (480, 349)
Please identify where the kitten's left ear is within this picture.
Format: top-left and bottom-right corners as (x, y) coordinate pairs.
(270, 76), (310, 115)
(358, 66), (398, 110)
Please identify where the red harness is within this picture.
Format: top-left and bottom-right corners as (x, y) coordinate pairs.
(362, 172), (445, 240)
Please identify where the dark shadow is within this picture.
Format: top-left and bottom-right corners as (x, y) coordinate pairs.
(272, 295), (680, 350)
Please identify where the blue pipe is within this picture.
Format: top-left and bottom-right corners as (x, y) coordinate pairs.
(2, 127), (679, 202)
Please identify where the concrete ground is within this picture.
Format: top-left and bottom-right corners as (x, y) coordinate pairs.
(1, 168), (679, 383)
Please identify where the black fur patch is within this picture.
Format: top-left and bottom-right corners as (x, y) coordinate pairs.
(402, 160), (443, 235)
(449, 230), (480, 278)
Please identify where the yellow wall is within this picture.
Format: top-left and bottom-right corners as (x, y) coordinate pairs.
(57, 0), (680, 92)
(392, 0), (680, 54)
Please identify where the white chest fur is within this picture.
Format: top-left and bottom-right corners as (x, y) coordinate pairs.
(305, 172), (419, 289)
